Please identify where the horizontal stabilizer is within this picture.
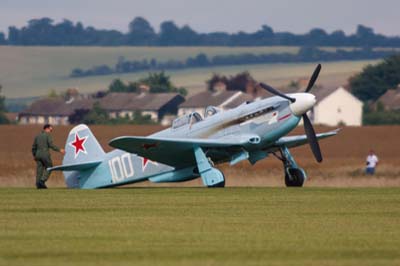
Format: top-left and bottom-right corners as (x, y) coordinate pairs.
(48, 161), (102, 172)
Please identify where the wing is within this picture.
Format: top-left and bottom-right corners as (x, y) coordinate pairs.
(109, 134), (260, 168)
(272, 129), (339, 149)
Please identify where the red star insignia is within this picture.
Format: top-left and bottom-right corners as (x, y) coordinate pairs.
(142, 157), (158, 171)
(69, 133), (88, 158)
(142, 143), (158, 150)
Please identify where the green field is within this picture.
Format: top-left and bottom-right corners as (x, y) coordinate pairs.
(1, 188), (399, 266)
(0, 46), (380, 98)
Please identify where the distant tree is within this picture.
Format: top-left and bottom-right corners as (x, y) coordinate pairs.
(70, 68), (85, 77)
(186, 53), (209, 67)
(0, 32), (6, 44)
(68, 108), (91, 124)
(227, 71), (254, 92)
(0, 85), (5, 112)
(82, 102), (109, 124)
(206, 72), (255, 92)
(329, 30), (347, 46)
(363, 110), (400, 125)
(356, 25), (375, 39)
(131, 111), (155, 124)
(23, 18), (54, 45)
(109, 78), (128, 92)
(140, 72), (187, 95)
(252, 25), (275, 45)
(178, 25), (200, 45)
(206, 73), (228, 91)
(158, 21), (180, 46)
(306, 28), (328, 45)
(7, 26), (20, 44)
(350, 54), (400, 101)
(0, 85), (9, 124)
(126, 17), (156, 45)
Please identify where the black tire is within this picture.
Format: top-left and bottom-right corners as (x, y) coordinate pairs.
(285, 168), (305, 187)
(209, 179), (225, 188)
(207, 170), (226, 188)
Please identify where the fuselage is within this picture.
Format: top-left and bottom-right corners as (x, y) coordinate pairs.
(153, 95), (303, 149)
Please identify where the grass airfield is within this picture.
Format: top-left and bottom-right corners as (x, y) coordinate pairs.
(1, 188), (399, 266)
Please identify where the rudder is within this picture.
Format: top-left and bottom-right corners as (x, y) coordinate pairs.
(62, 124), (105, 188)
(63, 124), (105, 165)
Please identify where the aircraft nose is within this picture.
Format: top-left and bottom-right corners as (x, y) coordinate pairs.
(289, 93), (316, 116)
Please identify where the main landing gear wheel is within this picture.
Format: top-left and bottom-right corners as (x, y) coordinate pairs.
(193, 146), (226, 188)
(206, 168), (225, 188)
(285, 167), (306, 187)
(273, 146), (308, 188)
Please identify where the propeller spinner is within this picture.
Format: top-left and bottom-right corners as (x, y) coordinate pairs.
(259, 64), (323, 163)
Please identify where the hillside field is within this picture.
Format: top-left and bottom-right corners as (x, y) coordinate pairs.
(0, 46), (380, 98)
(0, 125), (399, 188)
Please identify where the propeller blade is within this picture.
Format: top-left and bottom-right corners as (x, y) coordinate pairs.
(305, 64), (322, 93)
(259, 83), (296, 103)
(302, 114), (323, 163)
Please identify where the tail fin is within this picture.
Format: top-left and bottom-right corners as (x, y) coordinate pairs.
(63, 124), (105, 165)
(60, 124), (106, 188)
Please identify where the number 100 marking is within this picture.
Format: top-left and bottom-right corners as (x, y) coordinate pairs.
(109, 153), (135, 183)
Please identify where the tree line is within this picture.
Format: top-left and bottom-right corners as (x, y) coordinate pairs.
(2, 17), (400, 47)
(349, 54), (400, 125)
(70, 47), (397, 78)
(350, 54), (400, 101)
(0, 85), (9, 124)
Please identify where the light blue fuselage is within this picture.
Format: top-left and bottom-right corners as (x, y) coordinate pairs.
(66, 96), (301, 188)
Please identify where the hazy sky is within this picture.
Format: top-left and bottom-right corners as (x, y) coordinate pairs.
(1, 0), (399, 36)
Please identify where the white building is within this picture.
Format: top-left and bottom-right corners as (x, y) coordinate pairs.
(310, 86), (363, 126)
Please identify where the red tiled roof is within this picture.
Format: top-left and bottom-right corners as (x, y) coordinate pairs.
(99, 93), (183, 111)
(180, 90), (239, 108)
(377, 87), (400, 110)
(20, 98), (94, 116)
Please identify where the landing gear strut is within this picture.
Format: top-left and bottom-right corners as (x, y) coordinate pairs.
(273, 146), (307, 187)
(194, 146), (225, 187)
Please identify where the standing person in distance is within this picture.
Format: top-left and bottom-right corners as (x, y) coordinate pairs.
(365, 149), (379, 175)
(32, 124), (65, 189)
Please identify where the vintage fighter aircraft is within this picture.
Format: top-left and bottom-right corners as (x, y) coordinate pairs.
(49, 64), (338, 188)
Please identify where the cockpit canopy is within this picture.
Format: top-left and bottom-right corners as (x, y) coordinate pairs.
(172, 112), (203, 129)
(204, 106), (221, 118)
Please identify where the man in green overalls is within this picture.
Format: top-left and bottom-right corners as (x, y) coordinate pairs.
(32, 124), (65, 189)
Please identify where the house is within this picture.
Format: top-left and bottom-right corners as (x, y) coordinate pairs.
(19, 98), (94, 125)
(178, 90), (253, 116)
(376, 86), (400, 111)
(19, 92), (185, 125)
(98, 92), (184, 122)
(5, 112), (18, 123)
(310, 86), (363, 126)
